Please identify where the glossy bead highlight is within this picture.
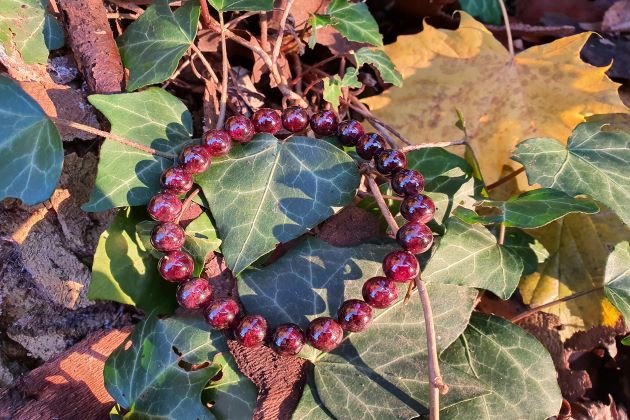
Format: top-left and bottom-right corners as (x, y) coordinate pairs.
(271, 323), (305, 356)
(204, 298), (241, 330)
(382, 250), (418, 282)
(306, 317), (343, 352)
(158, 250), (194, 282)
(150, 222), (186, 252)
(176, 278), (213, 309)
(362, 277), (398, 308)
(337, 299), (372, 332)
(396, 222), (434, 254)
(235, 315), (268, 347)
(147, 192), (182, 222)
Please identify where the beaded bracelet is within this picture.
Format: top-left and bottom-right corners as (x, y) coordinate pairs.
(146, 107), (436, 356)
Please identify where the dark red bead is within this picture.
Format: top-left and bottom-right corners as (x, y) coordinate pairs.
(158, 250), (194, 282)
(176, 278), (213, 309)
(306, 317), (343, 352)
(271, 323), (305, 356)
(235, 315), (267, 347)
(252, 108), (282, 134)
(310, 110), (339, 136)
(362, 277), (398, 308)
(397, 222), (434, 254)
(401, 194), (435, 223)
(337, 120), (364, 146)
(160, 167), (193, 195)
(204, 298), (241, 330)
(281, 107), (309, 133)
(150, 222), (186, 252)
(391, 169), (424, 196)
(383, 251), (418, 282)
(202, 129), (232, 157)
(337, 299), (372, 332)
(375, 149), (407, 175)
(147, 192), (182, 222)
(225, 115), (255, 143)
(356, 133), (386, 160)
(179, 145), (210, 174)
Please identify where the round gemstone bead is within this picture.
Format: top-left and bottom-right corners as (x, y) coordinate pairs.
(150, 222), (186, 252)
(235, 315), (268, 347)
(400, 194), (436, 223)
(271, 323), (305, 356)
(179, 145), (210, 174)
(337, 120), (364, 146)
(375, 149), (407, 175)
(147, 192), (182, 222)
(202, 129), (232, 157)
(391, 169), (425, 196)
(252, 108), (282, 134)
(337, 299), (372, 332)
(160, 167), (193, 195)
(204, 298), (241, 330)
(362, 277), (398, 308)
(306, 317), (344, 352)
(176, 278), (213, 310)
(356, 133), (387, 160)
(225, 115), (255, 143)
(382, 250), (419, 282)
(396, 222), (434, 254)
(158, 250), (194, 282)
(310, 110), (339, 136)
(281, 107), (309, 133)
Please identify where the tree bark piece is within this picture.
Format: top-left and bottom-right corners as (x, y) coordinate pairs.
(58, 0), (124, 93)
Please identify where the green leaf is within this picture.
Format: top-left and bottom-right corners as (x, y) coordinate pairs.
(459, 0), (503, 25)
(84, 88), (192, 211)
(0, 76), (62, 205)
(423, 218), (523, 299)
(513, 118), (630, 225)
(502, 228), (548, 276)
(454, 188), (600, 228)
(0, 0), (64, 64)
(240, 236), (486, 418)
(118, 0), (200, 91)
(89, 207), (177, 314)
(293, 379), (334, 420)
(322, 68), (360, 108)
(353, 47), (402, 86)
(105, 313), (256, 419)
(207, 0), (273, 12)
(622, 335), (630, 346)
(440, 313), (563, 419)
(195, 134), (360, 275)
(604, 241), (630, 328)
(326, 0), (383, 47)
(308, 14), (332, 49)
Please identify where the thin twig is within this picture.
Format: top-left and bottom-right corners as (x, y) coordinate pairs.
(403, 281), (415, 304)
(163, 57), (191, 88)
(217, 13), (230, 128)
(486, 167), (525, 190)
(347, 96), (412, 146)
(366, 175), (399, 234)
(511, 287), (603, 323)
(271, 0), (294, 68)
(176, 188), (200, 223)
(227, 11), (257, 29)
(498, 223), (506, 245)
(356, 191), (403, 202)
(190, 43), (219, 83)
(199, 0), (211, 28)
(52, 118), (176, 159)
(400, 140), (466, 152)
(259, 12), (270, 51)
(497, 0), (514, 58)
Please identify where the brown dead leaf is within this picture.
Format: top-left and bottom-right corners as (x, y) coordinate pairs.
(602, 0), (630, 32)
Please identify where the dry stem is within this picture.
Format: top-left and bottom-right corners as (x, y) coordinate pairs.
(510, 287), (603, 323)
(271, 0), (294, 68)
(400, 140), (466, 152)
(217, 13), (230, 128)
(497, 0), (514, 57)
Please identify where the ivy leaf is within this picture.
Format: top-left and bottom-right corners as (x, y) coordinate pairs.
(459, 0), (502, 25)
(454, 189), (600, 228)
(89, 207), (177, 314)
(84, 88), (192, 211)
(0, 76), (63, 205)
(240, 237), (486, 418)
(353, 47), (402, 86)
(326, 0), (383, 47)
(105, 313), (256, 419)
(195, 134), (360, 275)
(118, 0), (200, 91)
(503, 228), (549, 276)
(604, 242), (630, 328)
(440, 313), (563, 419)
(322, 68), (360, 108)
(0, 0), (64, 64)
(207, 0), (273, 12)
(423, 218), (523, 299)
(308, 14), (332, 49)
(513, 118), (630, 225)
(293, 379), (334, 420)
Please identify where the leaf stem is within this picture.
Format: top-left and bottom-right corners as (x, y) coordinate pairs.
(347, 96), (412, 146)
(271, 0), (294, 69)
(498, 223), (505, 245)
(366, 175), (399, 234)
(51, 117), (176, 159)
(190, 43), (219, 84)
(199, 0), (211, 28)
(497, 0), (514, 58)
(510, 287), (603, 323)
(356, 190), (403, 202)
(486, 167), (525, 190)
(217, 12), (230, 129)
(176, 187), (200, 223)
(400, 140), (466, 152)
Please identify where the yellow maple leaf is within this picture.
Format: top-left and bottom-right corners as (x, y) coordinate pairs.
(520, 210), (630, 340)
(363, 12), (628, 184)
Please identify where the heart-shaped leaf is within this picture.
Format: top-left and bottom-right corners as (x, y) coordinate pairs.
(196, 134), (360, 275)
(0, 76), (63, 205)
(84, 88), (192, 211)
(502, 228), (548, 276)
(604, 241), (630, 328)
(454, 188), (599, 228)
(208, 0), (273, 12)
(513, 118), (630, 225)
(118, 0), (200, 91)
(105, 313), (256, 419)
(89, 207), (177, 314)
(353, 47), (402, 86)
(423, 218), (523, 299)
(326, 0), (383, 47)
(440, 313), (563, 419)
